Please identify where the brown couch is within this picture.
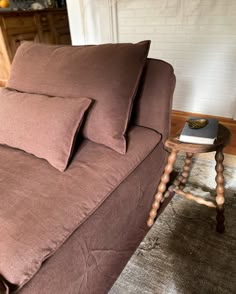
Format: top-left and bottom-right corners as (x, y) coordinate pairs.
(0, 42), (175, 294)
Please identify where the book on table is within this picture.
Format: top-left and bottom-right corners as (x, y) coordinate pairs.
(179, 117), (219, 144)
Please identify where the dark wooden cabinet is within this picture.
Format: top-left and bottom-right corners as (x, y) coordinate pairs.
(7, 30), (40, 57)
(0, 9), (71, 83)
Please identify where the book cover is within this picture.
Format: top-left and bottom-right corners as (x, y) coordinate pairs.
(179, 117), (219, 144)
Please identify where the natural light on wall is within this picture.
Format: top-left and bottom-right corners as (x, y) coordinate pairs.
(67, 0), (236, 119)
(67, 0), (117, 44)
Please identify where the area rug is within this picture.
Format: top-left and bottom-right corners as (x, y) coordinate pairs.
(110, 153), (236, 294)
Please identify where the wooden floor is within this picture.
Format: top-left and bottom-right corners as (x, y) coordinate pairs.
(171, 110), (236, 155)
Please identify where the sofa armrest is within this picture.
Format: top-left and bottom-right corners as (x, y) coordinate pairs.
(133, 58), (176, 144)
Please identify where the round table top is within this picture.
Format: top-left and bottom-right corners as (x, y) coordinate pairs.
(165, 124), (231, 153)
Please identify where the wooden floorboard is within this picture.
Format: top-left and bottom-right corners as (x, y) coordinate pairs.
(171, 110), (236, 155)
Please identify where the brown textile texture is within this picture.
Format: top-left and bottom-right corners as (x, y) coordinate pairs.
(0, 88), (91, 171)
(133, 58), (176, 143)
(7, 41), (151, 154)
(0, 126), (161, 292)
(9, 57), (175, 294)
(18, 140), (168, 294)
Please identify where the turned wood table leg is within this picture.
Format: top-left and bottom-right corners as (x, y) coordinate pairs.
(179, 152), (193, 189)
(147, 150), (178, 227)
(171, 152), (193, 190)
(162, 152), (193, 201)
(215, 148), (225, 233)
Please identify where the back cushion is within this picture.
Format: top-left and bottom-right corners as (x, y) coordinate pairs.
(7, 41), (150, 154)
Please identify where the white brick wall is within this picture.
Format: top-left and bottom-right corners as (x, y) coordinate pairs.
(117, 0), (236, 118)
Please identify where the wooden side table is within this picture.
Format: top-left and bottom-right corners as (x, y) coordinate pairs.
(147, 124), (231, 233)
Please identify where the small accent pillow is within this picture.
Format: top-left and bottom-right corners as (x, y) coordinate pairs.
(7, 41), (151, 154)
(0, 88), (91, 172)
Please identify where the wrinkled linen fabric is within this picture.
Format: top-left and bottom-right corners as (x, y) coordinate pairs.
(0, 88), (91, 172)
(0, 126), (161, 292)
(133, 58), (176, 143)
(18, 140), (168, 294)
(7, 41), (150, 154)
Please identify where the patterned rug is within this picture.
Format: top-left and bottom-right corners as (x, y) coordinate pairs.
(110, 153), (236, 294)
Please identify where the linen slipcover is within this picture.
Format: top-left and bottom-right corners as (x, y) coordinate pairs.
(0, 126), (161, 293)
(7, 41), (150, 154)
(0, 88), (91, 171)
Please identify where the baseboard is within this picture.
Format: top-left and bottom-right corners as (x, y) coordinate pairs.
(172, 110), (236, 125)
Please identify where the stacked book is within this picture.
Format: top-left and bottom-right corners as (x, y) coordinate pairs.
(179, 117), (219, 144)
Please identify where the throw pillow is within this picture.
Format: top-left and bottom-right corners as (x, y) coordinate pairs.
(7, 40), (150, 154)
(0, 88), (91, 171)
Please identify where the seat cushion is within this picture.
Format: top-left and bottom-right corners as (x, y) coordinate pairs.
(0, 126), (161, 292)
(0, 88), (91, 171)
(7, 41), (151, 154)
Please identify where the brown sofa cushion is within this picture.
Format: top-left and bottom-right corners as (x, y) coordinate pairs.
(0, 88), (91, 172)
(7, 41), (151, 154)
(0, 126), (162, 292)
